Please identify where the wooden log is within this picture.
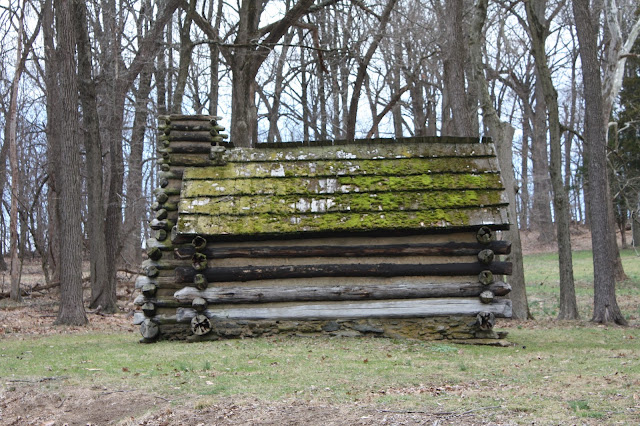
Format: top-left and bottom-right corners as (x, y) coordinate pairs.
(159, 114), (220, 122)
(133, 312), (177, 325)
(174, 241), (512, 260)
(142, 259), (189, 271)
(173, 281), (512, 304)
(175, 262), (513, 284)
(193, 274), (208, 290)
(191, 314), (212, 335)
(192, 297), (208, 311)
(224, 142), (497, 163)
(141, 283), (157, 297)
(475, 312), (496, 330)
(140, 318), (159, 339)
(479, 290), (494, 304)
(158, 139), (213, 151)
(477, 249), (494, 265)
(192, 253), (207, 271)
(147, 246), (163, 261)
(175, 298), (513, 322)
(476, 226), (493, 244)
(192, 236), (207, 251)
(142, 302), (156, 316)
(155, 229), (168, 242)
(478, 270), (494, 285)
(155, 209), (168, 220)
(149, 219), (175, 231)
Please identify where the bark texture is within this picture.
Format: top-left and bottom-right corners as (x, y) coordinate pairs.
(573, 0), (627, 325)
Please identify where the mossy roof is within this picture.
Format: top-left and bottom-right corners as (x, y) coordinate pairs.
(177, 140), (510, 238)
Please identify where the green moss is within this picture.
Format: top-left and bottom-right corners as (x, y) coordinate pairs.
(179, 190), (505, 216)
(182, 173), (503, 198)
(182, 157), (497, 181)
(177, 206), (509, 235)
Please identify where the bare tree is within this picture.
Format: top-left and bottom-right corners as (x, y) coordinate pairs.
(469, 0), (531, 320)
(573, 0), (627, 325)
(525, 0), (579, 320)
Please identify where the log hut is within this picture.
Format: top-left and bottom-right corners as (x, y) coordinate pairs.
(134, 114), (513, 342)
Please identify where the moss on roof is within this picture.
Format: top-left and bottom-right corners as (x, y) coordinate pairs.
(176, 140), (510, 237)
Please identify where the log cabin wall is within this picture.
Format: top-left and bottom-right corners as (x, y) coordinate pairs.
(134, 115), (513, 343)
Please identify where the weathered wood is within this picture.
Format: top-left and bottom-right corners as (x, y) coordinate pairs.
(141, 283), (157, 297)
(182, 157), (501, 181)
(179, 190), (508, 217)
(175, 298), (513, 322)
(142, 302), (156, 316)
(134, 295), (182, 308)
(477, 249), (494, 264)
(193, 274), (208, 290)
(158, 139), (212, 151)
(149, 219), (175, 231)
(223, 142), (497, 163)
(159, 114), (220, 122)
(191, 314), (212, 335)
(476, 226), (493, 244)
(479, 290), (494, 304)
(192, 297), (207, 311)
(174, 241), (512, 260)
(133, 312), (177, 325)
(173, 281), (512, 304)
(142, 259), (189, 271)
(181, 174), (505, 198)
(177, 208), (510, 237)
(140, 318), (159, 339)
(175, 262), (512, 284)
(147, 246), (163, 261)
(192, 236), (207, 251)
(478, 270), (495, 285)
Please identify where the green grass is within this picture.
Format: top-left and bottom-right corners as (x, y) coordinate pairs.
(524, 249), (640, 320)
(1, 249), (639, 424)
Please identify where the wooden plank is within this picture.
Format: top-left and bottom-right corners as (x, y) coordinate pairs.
(174, 261), (513, 283)
(181, 173), (504, 198)
(182, 157), (499, 180)
(176, 207), (510, 236)
(174, 241), (512, 259)
(175, 298), (513, 322)
(173, 281), (512, 304)
(223, 142), (497, 163)
(178, 189), (508, 216)
(133, 312), (177, 325)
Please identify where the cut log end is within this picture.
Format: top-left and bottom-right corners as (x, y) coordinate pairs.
(191, 314), (212, 336)
(140, 318), (160, 340)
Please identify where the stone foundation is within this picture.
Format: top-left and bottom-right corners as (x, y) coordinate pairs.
(141, 316), (505, 343)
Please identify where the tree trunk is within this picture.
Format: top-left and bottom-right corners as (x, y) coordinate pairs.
(469, 0), (531, 319)
(531, 81), (554, 243)
(345, 0), (398, 141)
(122, 66), (153, 270)
(8, 2), (24, 302)
(75, 0), (109, 312)
(441, 0), (476, 137)
(525, 0), (579, 320)
(53, 0), (87, 326)
(573, 0), (627, 325)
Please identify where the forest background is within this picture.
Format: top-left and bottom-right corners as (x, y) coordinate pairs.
(0, 0), (639, 326)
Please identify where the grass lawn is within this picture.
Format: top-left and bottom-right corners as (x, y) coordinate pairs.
(1, 249), (639, 424)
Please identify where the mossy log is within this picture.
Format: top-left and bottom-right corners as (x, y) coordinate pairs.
(223, 142), (496, 163)
(174, 298), (513, 322)
(173, 281), (512, 304)
(174, 262), (513, 284)
(174, 241), (511, 260)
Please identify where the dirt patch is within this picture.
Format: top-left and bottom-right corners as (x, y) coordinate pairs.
(0, 382), (497, 425)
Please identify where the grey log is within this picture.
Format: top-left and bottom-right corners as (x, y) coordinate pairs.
(173, 281), (512, 304)
(175, 298), (513, 322)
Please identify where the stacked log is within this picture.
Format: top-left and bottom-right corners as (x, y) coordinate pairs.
(135, 115), (228, 342)
(134, 118), (512, 343)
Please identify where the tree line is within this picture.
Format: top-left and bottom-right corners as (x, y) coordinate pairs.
(0, 0), (638, 325)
